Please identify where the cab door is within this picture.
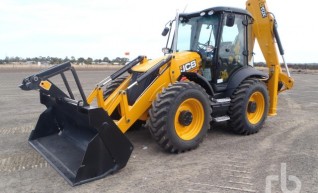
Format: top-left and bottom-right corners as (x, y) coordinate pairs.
(213, 13), (248, 91)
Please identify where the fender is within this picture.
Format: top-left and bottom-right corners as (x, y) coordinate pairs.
(179, 72), (214, 96)
(225, 66), (268, 97)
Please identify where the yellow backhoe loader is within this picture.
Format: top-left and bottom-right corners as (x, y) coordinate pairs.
(20, 0), (293, 186)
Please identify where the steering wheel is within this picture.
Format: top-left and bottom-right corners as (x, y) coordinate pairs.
(197, 42), (208, 51)
(197, 42), (214, 58)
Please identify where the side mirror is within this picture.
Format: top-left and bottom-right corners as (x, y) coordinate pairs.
(162, 27), (170, 36)
(226, 14), (235, 27)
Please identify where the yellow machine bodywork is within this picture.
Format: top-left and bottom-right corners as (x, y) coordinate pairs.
(19, 0), (294, 186)
(87, 0), (294, 134)
(87, 52), (201, 133)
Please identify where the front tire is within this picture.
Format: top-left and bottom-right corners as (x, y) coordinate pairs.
(146, 82), (212, 153)
(228, 78), (269, 135)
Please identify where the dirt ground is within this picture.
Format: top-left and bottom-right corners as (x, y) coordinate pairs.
(0, 67), (317, 193)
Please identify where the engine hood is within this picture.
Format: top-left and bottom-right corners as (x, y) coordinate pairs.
(131, 51), (201, 73)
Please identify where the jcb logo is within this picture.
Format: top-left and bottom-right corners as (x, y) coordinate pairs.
(259, 3), (267, 18)
(180, 60), (197, 72)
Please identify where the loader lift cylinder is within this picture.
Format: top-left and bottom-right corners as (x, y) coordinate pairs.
(127, 55), (172, 89)
(99, 56), (145, 87)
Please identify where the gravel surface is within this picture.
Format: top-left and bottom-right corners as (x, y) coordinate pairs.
(0, 68), (317, 193)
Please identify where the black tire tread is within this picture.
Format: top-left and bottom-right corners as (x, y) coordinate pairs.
(228, 78), (268, 135)
(103, 76), (127, 99)
(146, 81), (212, 153)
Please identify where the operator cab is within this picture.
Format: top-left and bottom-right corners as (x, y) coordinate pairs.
(162, 7), (253, 92)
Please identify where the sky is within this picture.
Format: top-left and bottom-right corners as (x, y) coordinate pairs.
(0, 0), (317, 63)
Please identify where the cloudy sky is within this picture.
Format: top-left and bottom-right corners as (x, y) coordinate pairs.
(0, 0), (317, 63)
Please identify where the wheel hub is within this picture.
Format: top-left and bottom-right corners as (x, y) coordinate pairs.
(178, 110), (193, 126)
(248, 101), (257, 113)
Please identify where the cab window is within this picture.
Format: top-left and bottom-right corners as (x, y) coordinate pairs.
(217, 14), (247, 83)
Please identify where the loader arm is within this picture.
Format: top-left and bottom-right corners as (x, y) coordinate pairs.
(87, 55), (176, 133)
(246, 0), (294, 116)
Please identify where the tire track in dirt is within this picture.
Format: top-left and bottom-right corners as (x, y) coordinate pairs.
(180, 152), (258, 193)
(0, 124), (34, 135)
(0, 124), (48, 173)
(0, 152), (48, 173)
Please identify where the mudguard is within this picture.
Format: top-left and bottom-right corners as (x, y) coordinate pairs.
(225, 66), (268, 97)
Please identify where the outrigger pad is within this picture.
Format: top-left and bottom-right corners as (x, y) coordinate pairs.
(29, 93), (133, 186)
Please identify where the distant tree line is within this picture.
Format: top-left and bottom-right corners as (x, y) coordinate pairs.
(1, 57), (317, 69)
(0, 56), (129, 65)
(254, 62), (318, 70)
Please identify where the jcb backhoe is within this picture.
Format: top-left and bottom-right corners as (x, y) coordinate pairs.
(20, 0), (293, 186)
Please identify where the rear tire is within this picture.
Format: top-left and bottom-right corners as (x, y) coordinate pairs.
(146, 82), (212, 153)
(228, 78), (269, 135)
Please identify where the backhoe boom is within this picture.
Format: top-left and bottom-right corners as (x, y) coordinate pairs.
(246, 0), (294, 115)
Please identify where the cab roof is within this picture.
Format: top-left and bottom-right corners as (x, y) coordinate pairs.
(179, 6), (252, 18)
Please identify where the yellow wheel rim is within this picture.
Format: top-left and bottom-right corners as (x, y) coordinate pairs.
(247, 91), (265, 124)
(174, 98), (204, 140)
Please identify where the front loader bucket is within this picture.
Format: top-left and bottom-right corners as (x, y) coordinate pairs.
(29, 94), (133, 186)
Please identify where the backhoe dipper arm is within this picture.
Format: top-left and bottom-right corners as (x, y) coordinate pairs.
(246, 0), (294, 116)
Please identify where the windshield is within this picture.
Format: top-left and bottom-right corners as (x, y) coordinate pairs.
(175, 14), (220, 53)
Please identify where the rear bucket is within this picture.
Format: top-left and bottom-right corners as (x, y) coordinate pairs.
(29, 95), (133, 186)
